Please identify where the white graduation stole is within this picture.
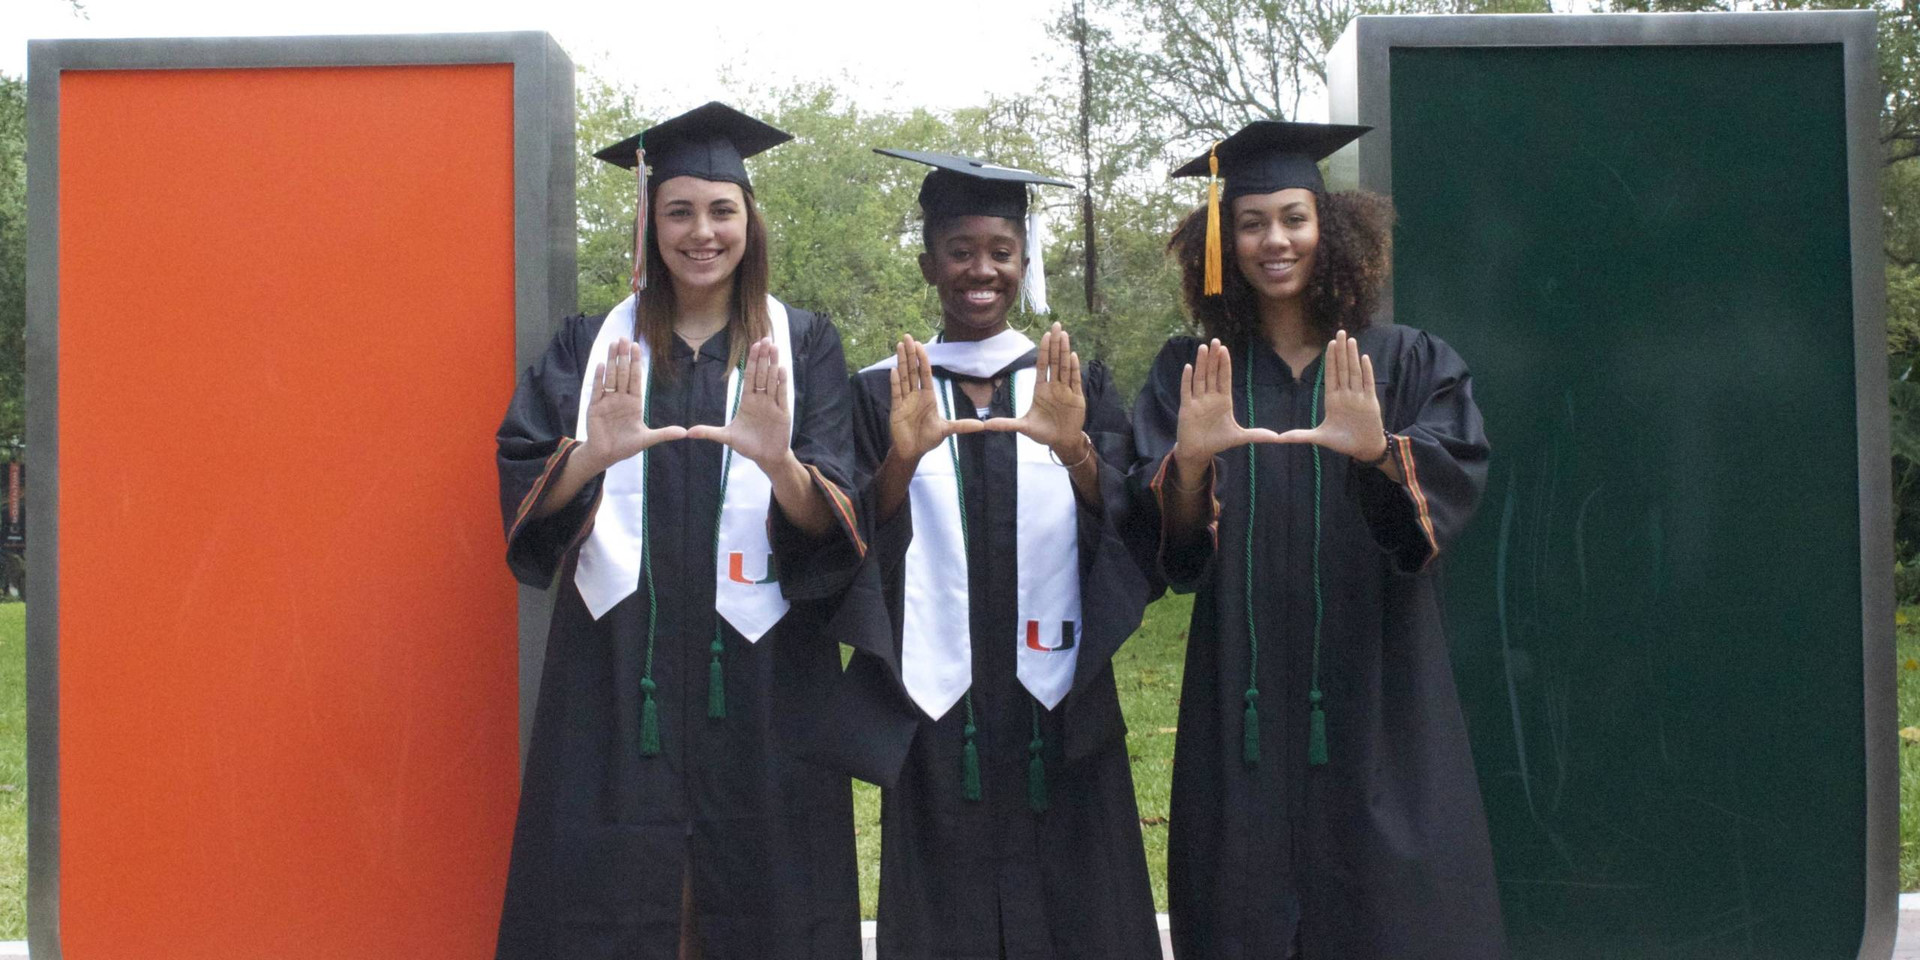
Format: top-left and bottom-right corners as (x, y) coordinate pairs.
(861, 332), (1082, 717)
(572, 293), (795, 641)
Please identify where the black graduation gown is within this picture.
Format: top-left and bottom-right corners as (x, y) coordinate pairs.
(1130, 327), (1505, 960)
(493, 305), (866, 960)
(832, 355), (1161, 960)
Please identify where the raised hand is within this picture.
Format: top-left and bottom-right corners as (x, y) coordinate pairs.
(982, 322), (1090, 461)
(687, 337), (793, 471)
(580, 338), (688, 472)
(1274, 330), (1388, 462)
(888, 334), (984, 465)
(1172, 339), (1284, 475)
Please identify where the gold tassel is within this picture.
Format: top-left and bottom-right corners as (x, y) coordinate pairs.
(1203, 142), (1223, 296)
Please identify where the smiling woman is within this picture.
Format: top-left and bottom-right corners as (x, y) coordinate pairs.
(819, 149), (1164, 960)
(1135, 120), (1503, 960)
(493, 102), (866, 960)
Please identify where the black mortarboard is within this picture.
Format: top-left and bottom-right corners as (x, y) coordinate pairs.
(596, 103), (791, 293)
(594, 101), (792, 189)
(1170, 120), (1370, 295)
(873, 149), (1075, 314)
(875, 149), (1074, 220)
(1169, 120), (1370, 199)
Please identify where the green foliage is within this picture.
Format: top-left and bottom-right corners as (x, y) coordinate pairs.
(1896, 606), (1920, 889)
(1891, 357), (1920, 571)
(574, 76), (651, 316)
(0, 75), (22, 446)
(751, 89), (1050, 368)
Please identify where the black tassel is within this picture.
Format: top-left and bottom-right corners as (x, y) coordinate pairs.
(962, 722), (982, 802)
(1028, 737), (1048, 814)
(639, 676), (661, 757)
(707, 636), (726, 720)
(1242, 687), (1260, 766)
(1308, 690), (1328, 766)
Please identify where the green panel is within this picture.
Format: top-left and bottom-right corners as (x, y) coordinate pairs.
(1390, 44), (1862, 959)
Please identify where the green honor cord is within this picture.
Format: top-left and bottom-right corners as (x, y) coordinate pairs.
(936, 376), (1047, 812)
(1242, 346), (1329, 768)
(639, 369), (662, 756)
(707, 369), (747, 721)
(937, 381), (983, 801)
(637, 355), (749, 757)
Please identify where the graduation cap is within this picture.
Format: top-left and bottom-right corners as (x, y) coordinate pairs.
(874, 148), (1075, 314)
(595, 102), (793, 292)
(1170, 120), (1371, 295)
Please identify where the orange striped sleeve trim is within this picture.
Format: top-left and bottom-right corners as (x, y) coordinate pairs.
(807, 463), (867, 559)
(562, 485), (603, 557)
(509, 437), (582, 541)
(1394, 434), (1440, 568)
(1151, 452), (1220, 556)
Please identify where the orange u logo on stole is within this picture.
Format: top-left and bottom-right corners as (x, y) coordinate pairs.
(1025, 619), (1077, 652)
(728, 551), (779, 585)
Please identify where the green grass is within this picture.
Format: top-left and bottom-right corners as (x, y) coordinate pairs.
(850, 593), (1191, 919)
(1899, 605), (1920, 891)
(0, 604), (23, 939)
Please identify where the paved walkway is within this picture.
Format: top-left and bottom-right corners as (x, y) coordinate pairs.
(1898, 894), (1920, 960)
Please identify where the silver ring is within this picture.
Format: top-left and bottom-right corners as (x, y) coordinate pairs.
(603, 386), (617, 393)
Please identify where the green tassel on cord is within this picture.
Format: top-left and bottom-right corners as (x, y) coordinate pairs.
(707, 635), (726, 720)
(962, 722), (982, 801)
(1308, 690), (1328, 767)
(1028, 737), (1049, 814)
(1242, 687), (1261, 766)
(639, 676), (661, 757)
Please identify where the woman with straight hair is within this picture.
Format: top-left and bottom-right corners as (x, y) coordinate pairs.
(1132, 120), (1505, 959)
(493, 102), (866, 960)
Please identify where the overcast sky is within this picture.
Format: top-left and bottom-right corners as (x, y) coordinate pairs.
(3, 0), (1066, 113)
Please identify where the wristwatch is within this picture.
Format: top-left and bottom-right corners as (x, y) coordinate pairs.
(1362, 431), (1396, 469)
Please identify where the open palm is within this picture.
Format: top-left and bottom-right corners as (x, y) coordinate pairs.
(687, 337), (793, 470)
(983, 322), (1086, 453)
(1275, 330), (1387, 461)
(1173, 339), (1283, 467)
(889, 334), (983, 464)
(582, 338), (687, 471)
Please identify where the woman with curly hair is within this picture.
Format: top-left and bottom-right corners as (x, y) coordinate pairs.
(1130, 121), (1505, 959)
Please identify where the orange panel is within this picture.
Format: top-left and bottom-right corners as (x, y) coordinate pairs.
(58, 65), (519, 959)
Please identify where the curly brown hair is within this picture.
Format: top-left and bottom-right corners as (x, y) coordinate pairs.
(1168, 189), (1395, 345)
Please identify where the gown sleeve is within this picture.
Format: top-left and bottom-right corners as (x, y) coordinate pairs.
(1061, 360), (1158, 760)
(1344, 329), (1491, 573)
(850, 370), (918, 581)
(766, 309), (868, 601)
(496, 315), (604, 588)
(1126, 336), (1223, 593)
(796, 371), (921, 788)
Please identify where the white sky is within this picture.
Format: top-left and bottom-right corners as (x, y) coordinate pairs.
(2, 0), (1067, 113)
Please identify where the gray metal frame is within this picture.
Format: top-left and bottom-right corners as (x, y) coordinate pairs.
(1328, 12), (1893, 960)
(24, 32), (576, 958)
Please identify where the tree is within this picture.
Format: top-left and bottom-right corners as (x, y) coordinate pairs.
(569, 76), (1062, 370)
(0, 74), (26, 445)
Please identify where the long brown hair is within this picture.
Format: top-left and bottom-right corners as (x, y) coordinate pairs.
(1168, 189), (1394, 345)
(636, 182), (772, 376)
